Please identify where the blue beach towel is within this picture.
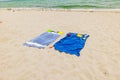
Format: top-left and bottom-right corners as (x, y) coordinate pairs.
(54, 33), (89, 56)
(24, 30), (61, 48)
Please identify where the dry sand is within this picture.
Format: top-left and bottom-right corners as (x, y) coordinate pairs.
(0, 9), (120, 80)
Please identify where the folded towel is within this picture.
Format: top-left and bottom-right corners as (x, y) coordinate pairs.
(54, 33), (89, 56)
(24, 30), (61, 48)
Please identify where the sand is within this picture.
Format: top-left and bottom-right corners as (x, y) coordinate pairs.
(0, 9), (120, 80)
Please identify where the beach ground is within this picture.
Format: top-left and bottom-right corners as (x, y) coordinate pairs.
(0, 9), (120, 80)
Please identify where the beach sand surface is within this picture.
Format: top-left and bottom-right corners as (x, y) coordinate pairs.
(0, 9), (120, 80)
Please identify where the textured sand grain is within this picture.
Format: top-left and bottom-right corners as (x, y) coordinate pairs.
(0, 9), (120, 80)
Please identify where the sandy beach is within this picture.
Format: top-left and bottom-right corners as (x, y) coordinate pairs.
(0, 9), (120, 80)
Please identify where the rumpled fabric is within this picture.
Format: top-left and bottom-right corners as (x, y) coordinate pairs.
(54, 33), (89, 56)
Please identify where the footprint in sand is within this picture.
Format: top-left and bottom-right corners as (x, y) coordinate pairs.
(0, 21), (2, 23)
